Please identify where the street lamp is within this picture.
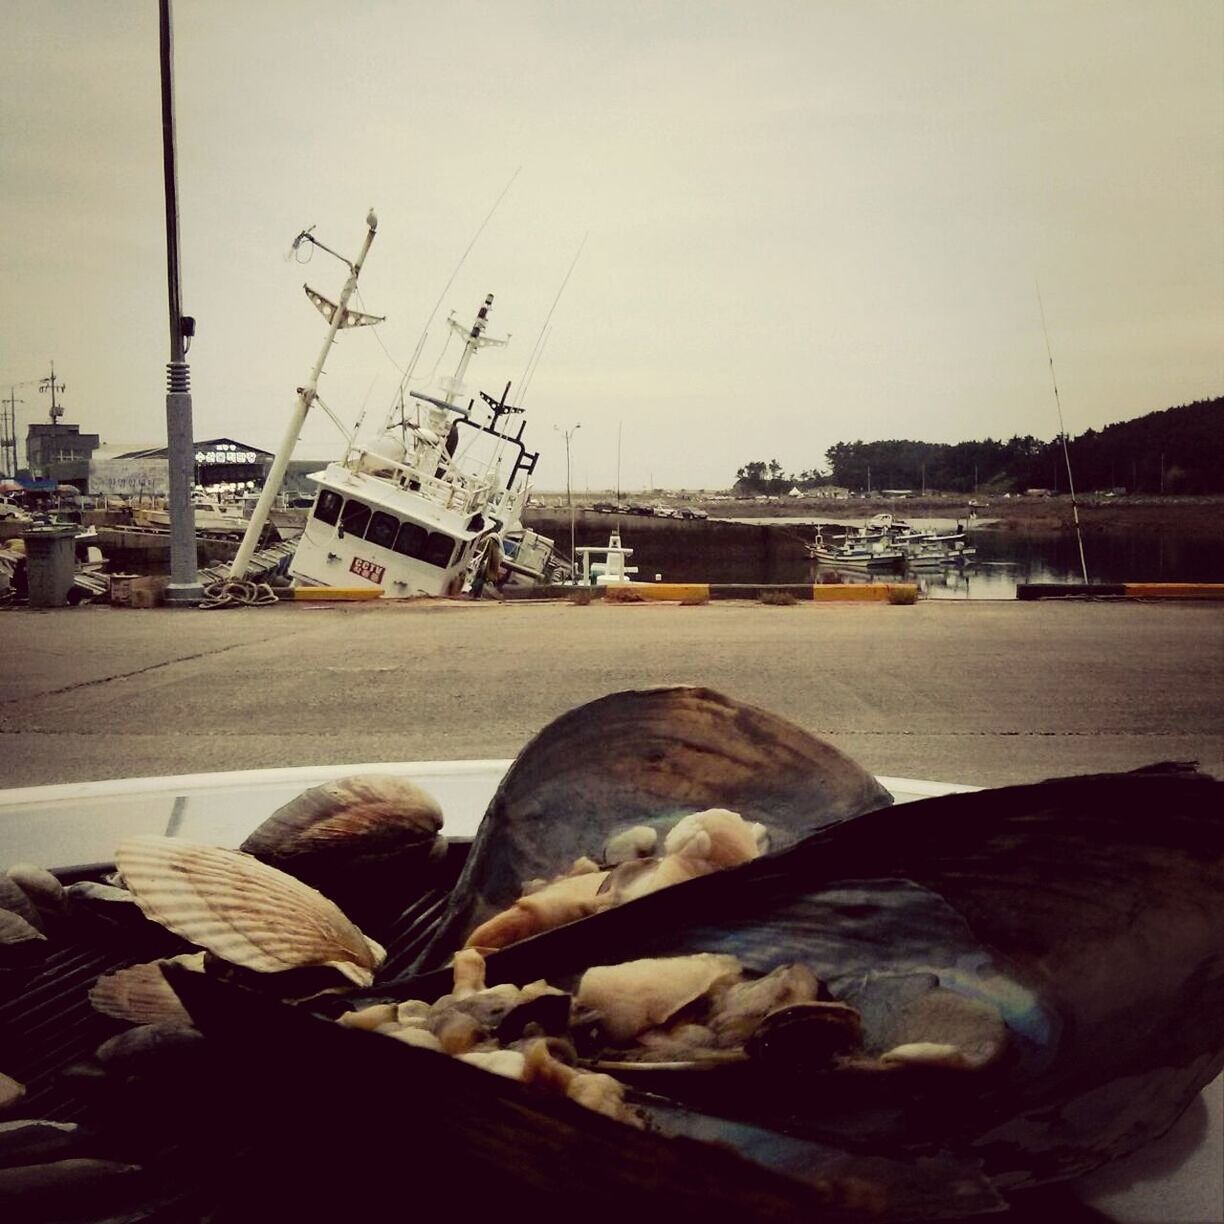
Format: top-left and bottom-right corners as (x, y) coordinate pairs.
(555, 423), (581, 575)
(159, 0), (202, 604)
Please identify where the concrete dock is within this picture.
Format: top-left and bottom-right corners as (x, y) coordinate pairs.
(0, 599), (1220, 790)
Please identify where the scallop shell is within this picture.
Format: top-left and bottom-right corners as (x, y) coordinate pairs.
(89, 952), (207, 1025)
(114, 836), (385, 987)
(414, 686), (893, 968)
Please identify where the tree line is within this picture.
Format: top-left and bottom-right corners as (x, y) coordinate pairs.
(734, 397), (1223, 495)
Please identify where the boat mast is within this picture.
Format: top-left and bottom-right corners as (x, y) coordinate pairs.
(229, 211), (382, 580)
(1036, 286), (1088, 584)
(442, 294), (506, 410)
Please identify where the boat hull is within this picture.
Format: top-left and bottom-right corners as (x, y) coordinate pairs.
(808, 547), (906, 572)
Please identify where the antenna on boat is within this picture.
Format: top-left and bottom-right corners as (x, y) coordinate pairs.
(1036, 284), (1089, 584)
(439, 293), (507, 409)
(229, 210), (383, 580)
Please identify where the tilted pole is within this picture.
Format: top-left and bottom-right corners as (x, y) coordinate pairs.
(229, 212), (379, 580)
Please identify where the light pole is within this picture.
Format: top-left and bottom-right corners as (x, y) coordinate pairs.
(159, 0), (202, 604)
(555, 423), (580, 573)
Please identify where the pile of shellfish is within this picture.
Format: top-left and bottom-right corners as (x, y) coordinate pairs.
(1, 687), (1222, 1222)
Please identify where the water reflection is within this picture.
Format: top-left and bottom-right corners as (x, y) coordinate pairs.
(540, 512), (1222, 600)
(809, 529), (1224, 600)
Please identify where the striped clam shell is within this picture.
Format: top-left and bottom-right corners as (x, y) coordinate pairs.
(114, 836), (385, 987)
(89, 952), (207, 1025)
(241, 774), (443, 863)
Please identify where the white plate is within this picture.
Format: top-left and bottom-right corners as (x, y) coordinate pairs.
(0, 763), (974, 868)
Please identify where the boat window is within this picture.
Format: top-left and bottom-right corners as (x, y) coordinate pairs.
(340, 498), (371, 539)
(366, 510), (398, 550)
(393, 520), (428, 558)
(314, 489), (342, 526)
(391, 520), (456, 569)
(424, 532), (456, 568)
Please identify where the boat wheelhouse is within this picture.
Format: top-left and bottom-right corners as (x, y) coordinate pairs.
(290, 374), (549, 596)
(290, 456), (487, 596)
(574, 530), (637, 585)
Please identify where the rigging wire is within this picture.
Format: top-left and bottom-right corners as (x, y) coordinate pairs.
(393, 165), (522, 402)
(312, 393), (352, 441)
(519, 326), (552, 405)
(1036, 284), (1089, 584)
(516, 230), (588, 407)
(354, 286), (405, 377)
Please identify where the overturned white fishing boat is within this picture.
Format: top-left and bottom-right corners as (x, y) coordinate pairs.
(229, 213), (561, 599)
(289, 296), (560, 597)
(290, 385), (550, 597)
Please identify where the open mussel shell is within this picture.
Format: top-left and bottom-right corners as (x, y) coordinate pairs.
(376, 764), (1224, 1197)
(162, 966), (1004, 1220)
(414, 686), (893, 968)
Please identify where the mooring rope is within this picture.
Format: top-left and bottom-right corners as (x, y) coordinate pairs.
(199, 579), (280, 610)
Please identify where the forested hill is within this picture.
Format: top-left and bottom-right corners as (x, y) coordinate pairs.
(734, 397), (1223, 495)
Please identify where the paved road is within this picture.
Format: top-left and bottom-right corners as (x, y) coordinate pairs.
(0, 599), (1220, 790)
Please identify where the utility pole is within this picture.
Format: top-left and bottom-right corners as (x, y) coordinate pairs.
(159, 0), (202, 604)
(39, 362), (66, 474)
(1, 390), (22, 476)
(555, 422), (581, 569)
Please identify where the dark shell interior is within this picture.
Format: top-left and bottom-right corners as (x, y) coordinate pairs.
(365, 764), (1224, 1198)
(413, 685), (894, 969)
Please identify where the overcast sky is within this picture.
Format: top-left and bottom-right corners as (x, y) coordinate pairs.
(2, 1), (1221, 491)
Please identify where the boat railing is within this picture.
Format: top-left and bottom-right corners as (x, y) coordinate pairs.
(345, 448), (494, 516)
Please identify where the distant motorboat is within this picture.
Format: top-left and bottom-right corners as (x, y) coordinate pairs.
(574, 530), (638, 585)
(134, 494), (248, 537)
(806, 529), (906, 572)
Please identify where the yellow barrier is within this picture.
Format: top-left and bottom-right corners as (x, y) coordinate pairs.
(289, 586), (383, 601)
(1122, 584), (1224, 600)
(613, 582), (919, 603)
(810, 583), (916, 602)
(621, 583), (711, 601)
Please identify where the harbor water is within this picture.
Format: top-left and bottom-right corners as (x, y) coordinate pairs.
(532, 511), (1224, 600)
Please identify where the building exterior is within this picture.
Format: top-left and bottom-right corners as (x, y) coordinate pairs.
(25, 422), (100, 483)
(112, 437), (275, 493)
